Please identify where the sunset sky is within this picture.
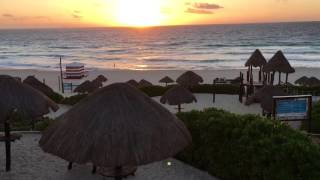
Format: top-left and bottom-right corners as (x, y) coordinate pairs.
(1, 0), (320, 28)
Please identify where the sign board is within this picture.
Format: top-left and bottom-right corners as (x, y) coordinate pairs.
(273, 95), (312, 121)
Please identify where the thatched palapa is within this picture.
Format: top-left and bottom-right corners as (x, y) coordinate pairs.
(126, 79), (139, 87)
(0, 75), (59, 124)
(245, 49), (267, 67)
(295, 76), (309, 85)
(246, 85), (287, 113)
(95, 75), (108, 83)
(23, 76), (55, 98)
(139, 79), (153, 87)
(159, 76), (174, 86)
(305, 77), (320, 87)
(0, 75), (58, 171)
(263, 51), (295, 74)
(40, 83), (191, 168)
(160, 85), (197, 112)
(176, 71), (203, 87)
(74, 80), (100, 93)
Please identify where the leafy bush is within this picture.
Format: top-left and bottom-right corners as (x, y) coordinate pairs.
(60, 94), (88, 105)
(177, 108), (320, 180)
(49, 92), (64, 103)
(302, 101), (320, 133)
(34, 117), (55, 131)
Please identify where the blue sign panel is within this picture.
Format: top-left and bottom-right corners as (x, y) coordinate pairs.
(276, 98), (309, 120)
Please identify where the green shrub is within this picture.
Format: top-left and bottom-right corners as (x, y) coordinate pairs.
(60, 94), (88, 105)
(177, 108), (320, 180)
(302, 101), (320, 133)
(34, 117), (55, 131)
(49, 92), (64, 103)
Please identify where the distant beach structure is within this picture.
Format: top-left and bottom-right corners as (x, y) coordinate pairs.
(63, 62), (88, 79)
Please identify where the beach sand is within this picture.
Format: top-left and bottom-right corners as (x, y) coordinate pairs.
(1, 67), (320, 95)
(0, 133), (217, 180)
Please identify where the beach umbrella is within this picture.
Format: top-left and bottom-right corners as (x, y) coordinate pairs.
(246, 85), (287, 113)
(74, 80), (100, 94)
(0, 75), (59, 171)
(245, 49), (267, 82)
(305, 77), (320, 87)
(23, 75), (56, 98)
(139, 79), (153, 87)
(95, 75), (108, 83)
(176, 71), (203, 87)
(263, 51), (295, 85)
(295, 76), (309, 85)
(160, 85), (197, 112)
(159, 76), (174, 86)
(126, 79), (139, 87)
(39, 83), (191, 179)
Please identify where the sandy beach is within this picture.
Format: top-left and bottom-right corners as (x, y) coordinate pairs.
(1, 67), (320, 95)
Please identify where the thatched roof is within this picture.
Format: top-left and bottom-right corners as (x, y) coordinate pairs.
(159, 76), (174, 84)
(139, 79), (153, 87)
(245, 49), (267, 67)
(263, 51), (295, 73)
(0, 75), (59, 124)
(305, 77), (320, 86)
(247, 85), (287, 113)
(95, 75), (107, 83)
(160, 86), (197, 105)
(74, 80), (100, 93)
(295, 76), (309, 85)
(40, 83), (191, 167)
(126, 79), (139, 87)
(176, 71), (203, 86)
(23, 76), (55, 98)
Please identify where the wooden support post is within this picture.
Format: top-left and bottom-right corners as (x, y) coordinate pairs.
(60, 57), (64, 94)
(285, 73), (288, 84)
(177, 104), (181, 113)
(4, 121), (11, 172)
(115, 166), (123, 180)
(239, 72), (243, 103)
(259, 66), (262, 82)
(212, 80), (216, 103)
(92, 165), (97, 174)
(58, 76), (61, 91)
(68, 162), (73, 170)
(278, 72), (281, 85)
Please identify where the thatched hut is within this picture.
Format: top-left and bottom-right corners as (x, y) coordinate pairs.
(39, 83), (191, 179)
(126, 79), (139, 87)
(159, 76), (174, 86)
(160, 85), (197, 112)
(263, 51), (295, 85)
(95, 75), (107, 83)
(23, 76), (55, 98)
(305, 77), (320, 87)
(246, 85), (287, 114)
(176, 71), (203, 87)
(0, 75), (58, 171)
(74, 80), (100, 94)
(295, 76), (309, 85)
(139, 79), (153, 87)
(245, 49), (267, 82)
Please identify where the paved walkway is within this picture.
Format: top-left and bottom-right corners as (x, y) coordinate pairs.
(0, 134), (218, 180)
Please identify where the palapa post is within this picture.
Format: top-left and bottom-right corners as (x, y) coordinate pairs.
(40, 83), (191, 180)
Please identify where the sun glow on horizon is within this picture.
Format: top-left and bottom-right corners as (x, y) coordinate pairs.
(115, 0), (164, 27)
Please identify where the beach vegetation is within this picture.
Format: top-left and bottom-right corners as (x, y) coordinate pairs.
(177, 108), (320, 180)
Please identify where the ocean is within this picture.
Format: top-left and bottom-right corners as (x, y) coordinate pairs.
(0, 22), (319, 70)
